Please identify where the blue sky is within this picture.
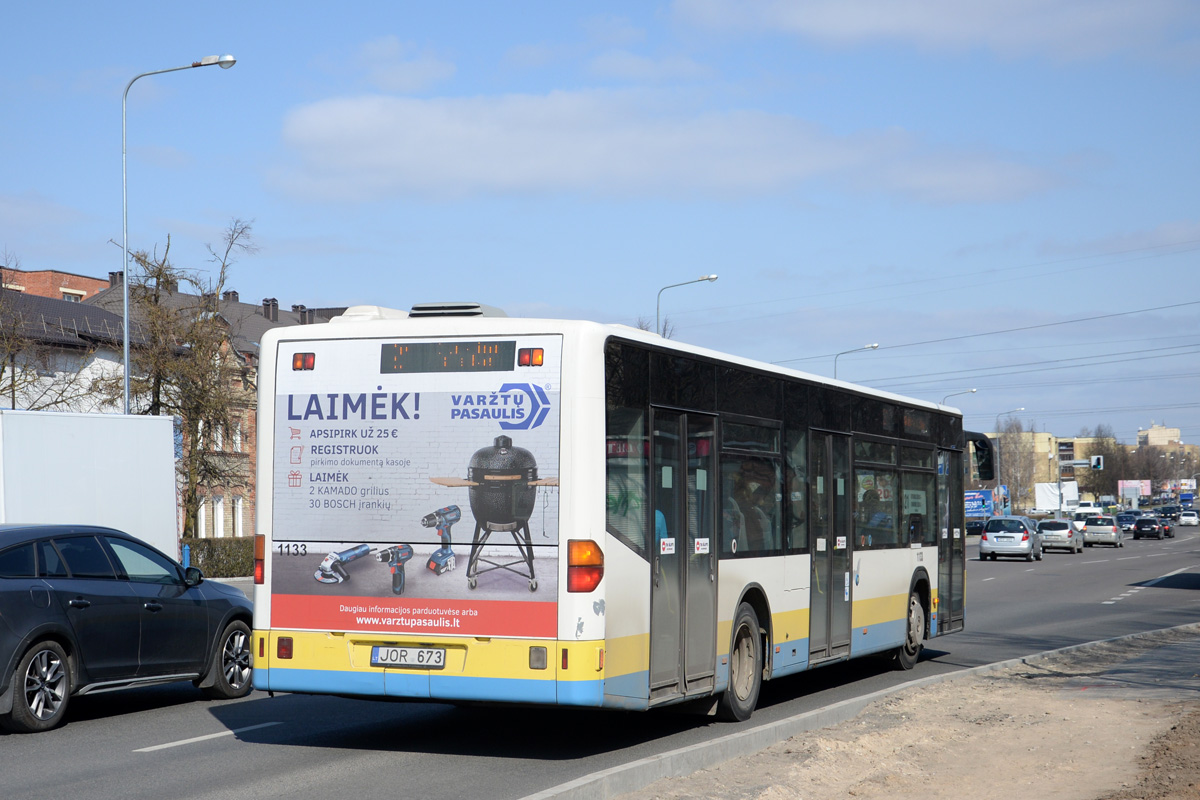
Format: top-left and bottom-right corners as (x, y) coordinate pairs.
(3, 1), (1199, 445)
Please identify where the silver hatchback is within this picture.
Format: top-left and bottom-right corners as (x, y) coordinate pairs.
(1083, 515), (1124, 548)
(979, 516), (1043, 561)
(1037, 519), (1083, 554)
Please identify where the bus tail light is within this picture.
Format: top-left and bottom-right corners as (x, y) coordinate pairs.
(254, 535), (266, 584)
(292, 352), (315, 370)
(518, 348), (544, 367)
(567, 539), (603, 592)
(277, 637), (293, 659)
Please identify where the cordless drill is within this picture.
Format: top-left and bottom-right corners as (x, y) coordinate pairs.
(422, 505), (461, 575)
(314, 544), (372, 584)
(375, 544), (415, 595)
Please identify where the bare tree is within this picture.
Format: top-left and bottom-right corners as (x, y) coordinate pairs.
(1076, 423), (1122, 499)
(93, 220), (258, 536)
(997, 418), (1038, 513)
(634, 315), (675, 338)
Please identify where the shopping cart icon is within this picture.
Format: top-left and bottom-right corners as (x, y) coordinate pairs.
(289, 427), (302, 440)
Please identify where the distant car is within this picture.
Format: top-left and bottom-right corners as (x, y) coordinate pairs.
(1071, 511), (1093, 533)
(1133, 516), (1172, 540)
(979, 516), (1043, 562)
(0, 524), (253, 733)
(1036, 519), (1083, 554)
(1116, 513), (1138, 533)
(1179, 510), (1199, 527)
(1082, 516), (1123, 548)
(966, 520), (985, 536)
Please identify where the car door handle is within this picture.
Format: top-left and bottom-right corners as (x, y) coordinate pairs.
(69, 597), (91, 609)
(144, 601), (163, 612)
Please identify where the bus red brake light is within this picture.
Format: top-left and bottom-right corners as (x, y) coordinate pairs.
(567, 539), (603, 592)
(254, 534), (266, 584)
(292, 352), (315, 370)
(518, 348), (544, 367)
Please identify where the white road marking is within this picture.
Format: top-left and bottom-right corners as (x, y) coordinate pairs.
(1117, 556), (1141, 561)
(1102, 601), (1117, 605)
(134, 722), (280, 753)
(982, 577), (996, 582)
(1142, 565), (1196, 588)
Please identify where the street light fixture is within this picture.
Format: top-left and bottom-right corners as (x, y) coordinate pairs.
(655, 275), (717, 337)
(122, 54), (236, 414)
(833, 343), (879, 379)
(941, 388), (977, 405)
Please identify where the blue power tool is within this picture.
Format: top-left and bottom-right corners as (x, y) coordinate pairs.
(314, 544), (372, 584)
(422, 505), (461, 575)
(375, 544), (415, 595)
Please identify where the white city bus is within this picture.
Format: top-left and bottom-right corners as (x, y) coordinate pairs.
(252, 302), (986, 720)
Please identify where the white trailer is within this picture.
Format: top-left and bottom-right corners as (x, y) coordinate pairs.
(0, 410), (178, 556)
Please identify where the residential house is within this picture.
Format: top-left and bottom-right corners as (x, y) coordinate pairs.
(84, 278), (344, 539)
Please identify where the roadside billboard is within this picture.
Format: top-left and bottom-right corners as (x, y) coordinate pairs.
(965, 490), (993, 517)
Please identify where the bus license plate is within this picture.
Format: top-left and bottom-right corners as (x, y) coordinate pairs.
(371, 646), (446, 669)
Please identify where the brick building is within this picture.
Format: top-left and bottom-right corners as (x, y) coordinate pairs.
(1, 267), (110, 302)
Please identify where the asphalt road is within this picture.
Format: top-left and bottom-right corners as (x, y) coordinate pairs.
(2, 530), (1198, 800)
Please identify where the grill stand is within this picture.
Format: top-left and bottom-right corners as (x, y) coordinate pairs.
(466, 520), (538, 592)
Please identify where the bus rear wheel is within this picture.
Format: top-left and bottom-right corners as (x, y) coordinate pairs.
(717, 602), (762, 722)
(894, 590), (925, 671)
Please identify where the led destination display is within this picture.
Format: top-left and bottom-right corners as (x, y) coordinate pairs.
(380, 341), (516, 374)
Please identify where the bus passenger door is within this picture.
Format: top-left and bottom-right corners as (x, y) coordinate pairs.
(649, 409), (717, 701)
(809, 432), (852, 662)
(937, 449), (965, 633)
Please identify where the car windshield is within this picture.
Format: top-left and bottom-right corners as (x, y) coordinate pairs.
(1117, 515), (1134, 522)
(1038, 521), (1069, 531)
(984, 519), (1025, 533)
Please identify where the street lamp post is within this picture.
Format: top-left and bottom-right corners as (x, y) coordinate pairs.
(833, 343), (879, 379)
(122, 54), (236, 414)
(655, 275), (717, 337)
(941, 388), (977, 405)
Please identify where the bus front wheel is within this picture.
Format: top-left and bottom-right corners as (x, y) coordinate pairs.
(717, 602), (762, 722)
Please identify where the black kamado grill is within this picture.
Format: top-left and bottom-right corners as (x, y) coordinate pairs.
(431, 435), (557, 591)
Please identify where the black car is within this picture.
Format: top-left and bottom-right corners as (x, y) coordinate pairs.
(0, 524), (253, 733)
(966, 520), (985, 536)
(1133, 517), (1174, 540)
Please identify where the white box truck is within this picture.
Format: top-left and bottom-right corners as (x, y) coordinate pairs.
(0, 410), (178, 556)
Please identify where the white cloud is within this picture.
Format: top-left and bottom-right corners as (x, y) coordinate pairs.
(673, 0), (1200, 60)
(274, 90), (1055, 203)
(357, 36), (455, 93)
(583, 15), (647, 47)
(0, 192), (87, 230)
(589, 51), (712, 81)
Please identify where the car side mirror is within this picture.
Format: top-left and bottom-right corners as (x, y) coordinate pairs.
(184, 565), (204, 587)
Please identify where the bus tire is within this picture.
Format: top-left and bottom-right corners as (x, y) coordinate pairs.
(717, 602), (762, 722)
(894, 590), (925, 671)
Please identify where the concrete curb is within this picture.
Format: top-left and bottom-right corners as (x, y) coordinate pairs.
(521, 621), (1200, 800)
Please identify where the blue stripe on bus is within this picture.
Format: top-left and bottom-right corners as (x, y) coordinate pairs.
(602, 669), (649, 701)
(258, 667), (386, 696)
(259, 667), (590, 706)
(769, 638), (811, 678)
(849, 619), (907, 657)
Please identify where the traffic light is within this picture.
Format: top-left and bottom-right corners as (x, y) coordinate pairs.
(1090, 455), (1104, 470)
